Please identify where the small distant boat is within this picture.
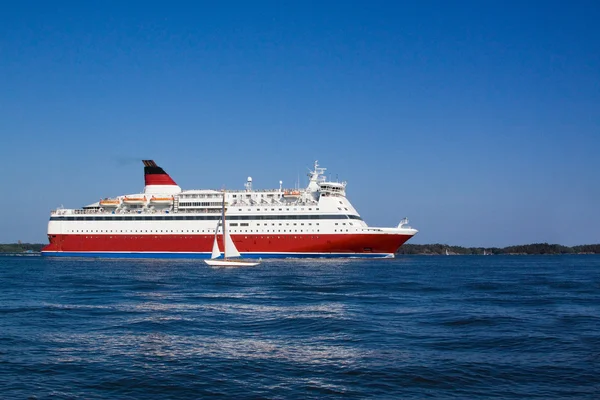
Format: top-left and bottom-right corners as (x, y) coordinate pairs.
(445, 249), (450, 256)
(122, 196), (146, 205)
(99, 198), (120, 207)
(149, 196), (173, 205)
(205, 192), (260, 267)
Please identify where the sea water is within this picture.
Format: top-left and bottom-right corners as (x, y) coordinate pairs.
(0, 255), (598, 399)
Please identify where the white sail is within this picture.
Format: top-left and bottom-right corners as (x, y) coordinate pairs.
(224, 226), (241, 259)
(210, 220), (221, 259)
(220, 190), (241, 259)
(204, 190), (258, 266)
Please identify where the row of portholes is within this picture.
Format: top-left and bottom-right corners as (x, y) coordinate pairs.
(231, 230), (322, 233)
(234, 222), (321, 227)
(67, 222), (337, 233)
(81, 235), (325, 240)
(65, 220), (351, 233)
(71, 229), (214, 233)
(71, 229), (326, 234)
(238, 207), (320, 212)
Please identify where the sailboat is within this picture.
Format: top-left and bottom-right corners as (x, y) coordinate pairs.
(204, 191), (260, 267)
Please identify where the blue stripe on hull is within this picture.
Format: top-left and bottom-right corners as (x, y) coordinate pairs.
(40, 251), (394, 259)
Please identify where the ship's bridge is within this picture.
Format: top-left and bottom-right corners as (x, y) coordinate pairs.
(306, 160), (347, 198)
(318, 181), (346, 197)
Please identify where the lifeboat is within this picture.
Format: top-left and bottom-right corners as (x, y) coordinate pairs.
(149, 196), (174, 205)
(283, 190), (301, 196)
(122, 196), (147, 205)
(99, 198), (120, 207)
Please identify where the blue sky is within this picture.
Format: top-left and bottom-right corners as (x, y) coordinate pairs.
(1, 1), (598, 246)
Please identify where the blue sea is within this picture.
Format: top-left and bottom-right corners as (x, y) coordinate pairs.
(1, 255), (598, 399)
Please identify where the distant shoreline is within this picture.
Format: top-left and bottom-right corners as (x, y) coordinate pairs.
(0, 243), (45, 253)
(1, 242), (599, 255)
(396, 243), (600, 255)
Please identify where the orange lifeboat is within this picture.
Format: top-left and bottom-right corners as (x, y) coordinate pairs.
(149, 196), (173, 205)
(99, 198), (120, 207)
(122, 196), (147, 205)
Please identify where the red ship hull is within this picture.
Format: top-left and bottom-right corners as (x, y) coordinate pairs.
(41, 232), (413, 258)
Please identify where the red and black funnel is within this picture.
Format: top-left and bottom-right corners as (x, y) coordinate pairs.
(142, 160), (177, 186)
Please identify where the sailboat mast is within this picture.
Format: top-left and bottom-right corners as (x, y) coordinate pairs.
(222, 190), (227, 259)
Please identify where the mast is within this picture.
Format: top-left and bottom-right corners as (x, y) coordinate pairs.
(222, 190), (227, 259)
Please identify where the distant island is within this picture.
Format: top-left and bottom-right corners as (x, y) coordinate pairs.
(0, 243), (45, 253)
(1, 242), (599, 255)
(396, 243), (600, 255)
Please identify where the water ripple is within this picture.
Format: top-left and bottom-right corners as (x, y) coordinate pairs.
(1, 255), (599, 399)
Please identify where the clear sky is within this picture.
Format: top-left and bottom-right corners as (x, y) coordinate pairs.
(1, 0), (598, 246)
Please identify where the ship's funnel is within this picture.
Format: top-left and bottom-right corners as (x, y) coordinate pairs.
(142, 160), (182, 195)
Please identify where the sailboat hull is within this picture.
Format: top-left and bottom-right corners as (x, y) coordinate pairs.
(204, 259), (260, 267)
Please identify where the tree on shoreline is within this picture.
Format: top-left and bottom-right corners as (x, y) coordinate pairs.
(0, 243), (45, 253)
(396, 243), (600, 255)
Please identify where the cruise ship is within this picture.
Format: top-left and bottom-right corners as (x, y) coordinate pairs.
(41, 160), (417, 258)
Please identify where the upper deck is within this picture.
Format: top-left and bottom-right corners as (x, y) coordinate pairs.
(52, 161), (353, 217)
